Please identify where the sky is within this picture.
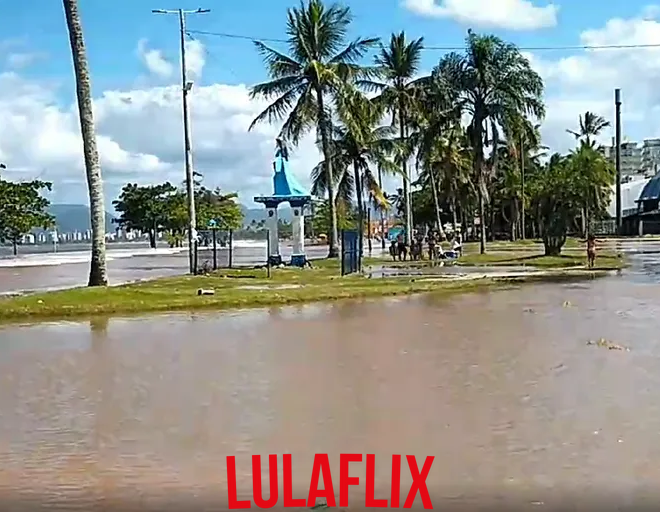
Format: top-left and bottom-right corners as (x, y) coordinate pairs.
(2, 0), (660, 208)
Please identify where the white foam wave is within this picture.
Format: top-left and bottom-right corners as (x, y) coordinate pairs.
(0, 247), (187, 268)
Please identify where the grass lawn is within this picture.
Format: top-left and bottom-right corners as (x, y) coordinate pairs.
(371, 239), (626, 271)
(0, 256), (610, 324)
(455, 251), (626, 270)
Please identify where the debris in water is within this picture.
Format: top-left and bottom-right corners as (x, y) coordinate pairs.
(586, 338), (630, 351)
(523, 307), (535, 313)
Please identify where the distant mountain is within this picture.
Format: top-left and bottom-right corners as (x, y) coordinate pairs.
(46, 204), (116, 233)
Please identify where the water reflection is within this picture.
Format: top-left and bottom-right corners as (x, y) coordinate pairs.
(2, 254), (660, 506)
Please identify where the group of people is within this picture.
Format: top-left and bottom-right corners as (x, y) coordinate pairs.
(389, 230), (463, 262)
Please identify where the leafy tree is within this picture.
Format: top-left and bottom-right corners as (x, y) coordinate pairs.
(62, 0), (107, 286)
(312, 198), (356, 236)
(248, 0), (377, 258)
(113, 183), (178, 248)
(438, 30), (545, 253)
(113, 184), (243, 248)
(195, 187), (243, 230)
(0, 179), (54, 255)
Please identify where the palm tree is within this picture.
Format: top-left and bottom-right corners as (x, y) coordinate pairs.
(567, 111), (610, 147)
(566, 111), (610, 234)
(438, 30), (545, 254)
(409, 66), (466, 239)
(369, 32), (425, 248)
(62, 0), (107, 286)
(311, 94), (398, 258)
(248, 0), (377, 258)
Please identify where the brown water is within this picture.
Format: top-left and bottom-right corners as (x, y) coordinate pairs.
(1, 248), (660, 509)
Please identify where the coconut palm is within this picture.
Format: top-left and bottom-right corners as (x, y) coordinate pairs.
(438, 30), (545, 254)
(62, 0), (107, 286)
(368, 32), (425, 248)
(311, 94), (398, 258)
(567, 111), (610, 147)
(248, 0), (378, 258)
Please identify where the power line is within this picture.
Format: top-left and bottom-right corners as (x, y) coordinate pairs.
(186, 29), (660, 51)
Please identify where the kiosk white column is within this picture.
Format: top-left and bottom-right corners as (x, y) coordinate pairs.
(290, 202), (308, 267)
(292, 207), (304, 253)
(267, 207), (280, 260)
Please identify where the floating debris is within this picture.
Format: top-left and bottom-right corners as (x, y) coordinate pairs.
(523, 307), (535, 313)
(586, 338), (630, 351)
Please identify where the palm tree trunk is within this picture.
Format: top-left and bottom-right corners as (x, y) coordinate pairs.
(428, 165), (443, 235)
(353, 161), (364, 262)
(451, 196), (458, 235)
(378, 166), (386, 249)
(63, 0), (108, 286)
(316, 89), (338, 258)
(398, 108), (412, 247)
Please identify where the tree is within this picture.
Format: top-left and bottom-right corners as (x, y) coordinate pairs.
(62, 0), (108, 286)
(438, 30), (545, 253)
(195, 187), (244, 230)
(370, 32), (425, 247)
(567, 111), (610, 147)
(567, 142), (615, 235)
(248, 0), (377, 258)
(113, 183), (178, 248)
(311, 198), (356, 236)
(528, 154), (579, 255)
(312, 94), (397, 255)
(0, 179), (54, 255)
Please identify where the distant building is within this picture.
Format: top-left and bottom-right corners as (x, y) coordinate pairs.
(599, 138), (660, 178)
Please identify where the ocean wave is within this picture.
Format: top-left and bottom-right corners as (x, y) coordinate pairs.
(0, 247), (188, 268)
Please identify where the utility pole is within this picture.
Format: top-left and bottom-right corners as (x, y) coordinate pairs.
(520, 134), (525, 240)
(152, 7), (209, 274)
(615, 88), (622, 233)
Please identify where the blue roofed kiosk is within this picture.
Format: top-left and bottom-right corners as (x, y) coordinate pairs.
(254, 138), (311, 267)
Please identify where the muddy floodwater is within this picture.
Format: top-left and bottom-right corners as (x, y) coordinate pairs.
(2, 244), (660, 509)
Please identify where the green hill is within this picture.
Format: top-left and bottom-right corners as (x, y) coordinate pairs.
(46, 204), (115, 233)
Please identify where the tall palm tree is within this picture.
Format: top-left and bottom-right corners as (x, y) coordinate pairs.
(248, 0), (377, 258)
(369, 32), (425, 248)
(62, 0), (107, 286)
(567, 111), (610, 147)
(438, 30), (545, 253)
(311, 94), (398, 258)
(566, 111), (609, 234)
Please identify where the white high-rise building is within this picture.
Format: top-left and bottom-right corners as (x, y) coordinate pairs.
(599, 138), (660, 178)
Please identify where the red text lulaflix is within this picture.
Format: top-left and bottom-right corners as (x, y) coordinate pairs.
(227, 454), (434, 509)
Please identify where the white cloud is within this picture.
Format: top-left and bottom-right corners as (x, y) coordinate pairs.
(529, 9), (660, 153)
(0, 54), (321, 207)
(402, 0), (558, 30)
(136, 38), (205, 82)
(136, 39), (174, 79)
(184, 39), (206, 79)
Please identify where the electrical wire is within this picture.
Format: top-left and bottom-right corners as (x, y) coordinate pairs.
(186, 29), (660, 51)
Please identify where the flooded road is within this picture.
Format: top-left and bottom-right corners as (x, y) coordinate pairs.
(1, 243), (660, 509)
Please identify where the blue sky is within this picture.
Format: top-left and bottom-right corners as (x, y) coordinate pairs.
(2, 0), (660, 205)
(1, 0), (646, 97)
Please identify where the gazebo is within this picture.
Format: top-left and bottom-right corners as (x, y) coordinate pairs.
(254, 140), (311, 267)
